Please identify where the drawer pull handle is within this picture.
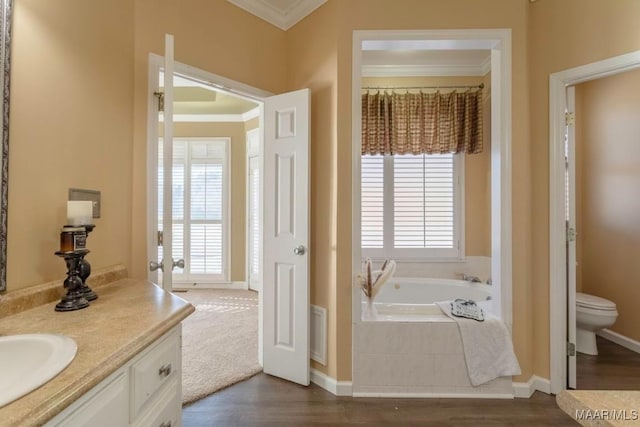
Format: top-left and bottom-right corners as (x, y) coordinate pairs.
(159, 422), (172, 427)
(158, 363), (172, 378)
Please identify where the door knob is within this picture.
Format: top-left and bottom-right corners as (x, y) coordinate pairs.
(293, 245), (306, 255)
(172, 258), (185, 270)
(149, 260), (164, 272)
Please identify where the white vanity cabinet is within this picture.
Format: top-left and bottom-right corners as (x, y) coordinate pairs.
(46, 325), (183, 427)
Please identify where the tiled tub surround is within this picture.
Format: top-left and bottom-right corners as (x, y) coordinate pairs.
(354, 278), (511, 397)
(0, 271), (194, 426)
(353, 321), (513, 397)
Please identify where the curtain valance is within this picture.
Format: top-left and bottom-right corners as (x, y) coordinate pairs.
(361, 90), (483, 155)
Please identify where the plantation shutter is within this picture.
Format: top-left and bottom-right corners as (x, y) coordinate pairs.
(189, 142), (225, 276)
(159, 138), (227, 282)
(361, 155), (384, 249)
(394, 154), (455, 249)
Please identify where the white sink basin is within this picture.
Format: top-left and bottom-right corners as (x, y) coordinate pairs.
(0, 334), (77, 407)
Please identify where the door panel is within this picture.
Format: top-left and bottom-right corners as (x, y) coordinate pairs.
(263, 89), (310, 386)
(161, 34), (175, 292)
(566, 86), (577, 389)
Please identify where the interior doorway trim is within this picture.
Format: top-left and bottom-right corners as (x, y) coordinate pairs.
(146, 53), (272, 365)
(548, 50), (640, 395)
(351, 29), (513, 331)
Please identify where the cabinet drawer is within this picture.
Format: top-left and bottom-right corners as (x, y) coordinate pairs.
(134, 377), (181, 427)
(131, 329), (179, 419)
(48, 371), (129, 427)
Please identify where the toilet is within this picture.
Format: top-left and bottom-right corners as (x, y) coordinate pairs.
(576, 292), (618, 355)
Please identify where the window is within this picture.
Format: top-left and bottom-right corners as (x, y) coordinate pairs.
(361, 153), (463, 260)
(159, 138), (229, 282)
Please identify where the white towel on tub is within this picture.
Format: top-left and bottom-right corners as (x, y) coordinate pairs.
(436, 301), (521, 386)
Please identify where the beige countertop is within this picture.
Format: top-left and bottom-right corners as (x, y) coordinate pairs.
(0, 278), (194, 427)
(557, 390), (640, 426)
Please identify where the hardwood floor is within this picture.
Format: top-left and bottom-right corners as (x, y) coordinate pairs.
(577, 335), (640, 390)
(183, 374), (577, 426)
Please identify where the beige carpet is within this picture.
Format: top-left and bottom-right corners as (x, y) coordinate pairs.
(178, 289), (262, 405)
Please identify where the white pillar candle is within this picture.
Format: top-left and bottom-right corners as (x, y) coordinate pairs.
(67, 201), (93, 226)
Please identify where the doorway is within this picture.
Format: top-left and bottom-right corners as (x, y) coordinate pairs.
(549, 50), (640, 394)
(351, 28), (513, 334)
(146, 53), (312, 393)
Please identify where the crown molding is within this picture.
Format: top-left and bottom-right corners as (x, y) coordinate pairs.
(159, 107), (260, 123)
(362, 64), (490, 77)
(227, 0), (327, 31)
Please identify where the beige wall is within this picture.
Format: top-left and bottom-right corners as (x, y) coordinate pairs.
(9, 0), (640, 385)
(172, 122), (251, 282)
(529, 0), (640, 379)
(361, 75), (491, 257)
(575, 69), (640, 342)
(7, 0), (134, 291)
(288, 0), (530, 381)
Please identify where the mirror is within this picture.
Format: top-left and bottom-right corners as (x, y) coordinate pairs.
(0, 0), (12, 292)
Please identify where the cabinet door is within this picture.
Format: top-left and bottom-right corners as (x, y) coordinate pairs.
(134, 377), (181, 427)
(131, 328), (180, 419)
(48, 371), (129, 427)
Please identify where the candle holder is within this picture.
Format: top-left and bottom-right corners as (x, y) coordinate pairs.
(78, 224), (97, 301)
(55, 249), (90, 312)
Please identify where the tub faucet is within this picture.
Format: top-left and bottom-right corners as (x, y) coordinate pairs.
(462, 274), (482, 283)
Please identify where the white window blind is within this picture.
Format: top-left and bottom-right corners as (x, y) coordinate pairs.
(361, 155), (384, 249)
(361, 153), (462, 260)
(249, 156), (260, 276)
(159, 138), (228, 282)
(394, 154), (455, 249)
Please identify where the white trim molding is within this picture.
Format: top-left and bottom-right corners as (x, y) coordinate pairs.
(362, 60), (491, 78)
(226, 0), (327, 31)
(598, 329), (640, 355)
(172, 281), (249, 290)
(513, 376), (551, 399)
(353, 391), (513, 399)
(352, 31), (513, 392)
(548, 50), (640, 395)
(310, 369), (353, 396)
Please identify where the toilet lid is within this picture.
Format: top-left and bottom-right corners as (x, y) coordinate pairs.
(576, 292), (617, 310)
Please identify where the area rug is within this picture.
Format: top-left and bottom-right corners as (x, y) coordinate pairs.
(177, 289), (262, 405)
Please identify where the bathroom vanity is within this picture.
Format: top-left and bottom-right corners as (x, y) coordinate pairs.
(0, 271), (194, 426)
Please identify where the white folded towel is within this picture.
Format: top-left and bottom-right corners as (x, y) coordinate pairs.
(436, 301), (521, 386)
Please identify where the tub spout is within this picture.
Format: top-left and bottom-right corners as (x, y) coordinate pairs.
(462, 274), (482, 283)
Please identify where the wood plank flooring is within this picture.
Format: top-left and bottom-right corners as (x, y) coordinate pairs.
(183, 374), (577, 426)
(577, 335), (640, 390)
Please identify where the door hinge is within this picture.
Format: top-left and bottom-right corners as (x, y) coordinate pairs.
(565, 112), (575, 126)
(154, 91), (165, 112)
(157, 230), (163, 246)
(567, 342), (576, 357)
(567, 227), (576, 242)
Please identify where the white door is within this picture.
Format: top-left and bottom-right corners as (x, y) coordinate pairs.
(566, 86), (577, 389)
(262, 89), (310, 385)
(149, 35), (176, 291)
(247, 128), (262, 293)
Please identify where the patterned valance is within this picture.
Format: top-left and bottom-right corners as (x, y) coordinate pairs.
(362, 90), (483, 155)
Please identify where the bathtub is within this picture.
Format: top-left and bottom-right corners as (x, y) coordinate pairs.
(354, 276), (513, 397)
(362, 277), (492, 321)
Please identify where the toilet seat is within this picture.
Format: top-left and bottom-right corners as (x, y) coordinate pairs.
(576, 292), (617, 311)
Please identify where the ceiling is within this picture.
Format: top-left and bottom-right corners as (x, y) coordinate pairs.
(226, 0), (327, 30)
(160, 74), (258, 119)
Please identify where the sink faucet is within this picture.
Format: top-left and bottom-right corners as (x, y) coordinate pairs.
(462, 274), (482, 283)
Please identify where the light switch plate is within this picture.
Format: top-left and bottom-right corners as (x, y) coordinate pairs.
(69, 188), (101, 218)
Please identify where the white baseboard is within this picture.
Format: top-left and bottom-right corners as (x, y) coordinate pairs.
(513, 375), (551, 398)
(352, 391), (513, 399)
(172, 281), (249, 290)
(598, 329), (640, 354)
(310, 369), (352, 396)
